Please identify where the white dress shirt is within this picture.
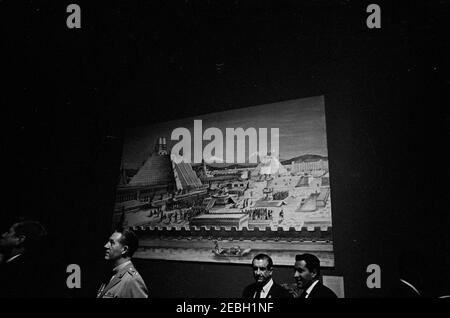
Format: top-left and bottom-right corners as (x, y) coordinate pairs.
(255, 278), (274, 298)
(304, 279), (320, 298)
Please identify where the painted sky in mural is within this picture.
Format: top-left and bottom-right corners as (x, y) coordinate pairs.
(122, 96), (327, 168)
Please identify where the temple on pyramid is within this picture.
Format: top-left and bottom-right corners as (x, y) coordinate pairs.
(256, 153), (288, 177)
(113, 137), (207, 225)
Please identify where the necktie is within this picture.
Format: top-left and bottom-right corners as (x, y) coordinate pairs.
(255, 286), (263, 298)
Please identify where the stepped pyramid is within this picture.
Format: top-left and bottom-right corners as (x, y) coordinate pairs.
(129, 154), (174, 186)
(129, 137), (202, 190)
(172, 161), (203, 191)
(296, 176), (309, 187)
(129, 137), (174, 186)
(296, 193), (318, 212)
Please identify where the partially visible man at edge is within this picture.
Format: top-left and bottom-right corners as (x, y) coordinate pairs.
(0, 219), (48, 297)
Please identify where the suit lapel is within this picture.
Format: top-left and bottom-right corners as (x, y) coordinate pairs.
(266, 284), (273, 298)
(303, 281), (320, 298)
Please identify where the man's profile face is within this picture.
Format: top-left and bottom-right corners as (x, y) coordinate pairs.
(0, 224), (22, 249)
(252, 258), (273, 285)
(104, 232), (125, 261)
(294, 260), (316, 289)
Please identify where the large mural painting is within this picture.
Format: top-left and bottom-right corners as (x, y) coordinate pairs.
(113, 96), (334, 266)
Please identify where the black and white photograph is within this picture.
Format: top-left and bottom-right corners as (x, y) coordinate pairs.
(1, 0), (448, 304)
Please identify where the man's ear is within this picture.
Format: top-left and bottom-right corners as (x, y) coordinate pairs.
(17, 235), (26, 245)
(121, 245), (129, 256)
(311, 269), (318, 279)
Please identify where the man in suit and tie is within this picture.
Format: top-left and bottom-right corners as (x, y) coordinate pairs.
(293, 253), (337, 298)
(97, 228), (148, 298)
(0, 219), (49, 297)
(242, 253), (291, 298)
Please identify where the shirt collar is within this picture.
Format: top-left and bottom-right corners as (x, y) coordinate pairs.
(261, 278), (274, 294)
(305, 279), (320, 298)
(6, 253), (22, 263)
(113, 260), (131, 273)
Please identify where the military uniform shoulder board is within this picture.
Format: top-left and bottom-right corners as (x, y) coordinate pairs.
(127, 267), (139, 276)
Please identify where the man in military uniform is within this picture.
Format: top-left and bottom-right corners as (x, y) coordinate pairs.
(97, 229), (148, 298)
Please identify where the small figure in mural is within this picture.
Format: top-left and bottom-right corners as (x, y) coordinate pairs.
(214, 241), (221, 254)
(242, 254), (292, 298)
(278, 209), (284, 224)
(97, 229), (148, 298)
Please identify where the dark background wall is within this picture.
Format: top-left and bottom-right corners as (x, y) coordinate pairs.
(2, 0), (448, 297)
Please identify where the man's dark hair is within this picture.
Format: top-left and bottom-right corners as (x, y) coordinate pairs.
(295, 253), (321, 277)
(116, 229), (139, 258)
(252, 253), (273, 270)
(13, 220), (47, 250)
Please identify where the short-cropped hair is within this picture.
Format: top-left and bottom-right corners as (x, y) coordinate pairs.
(116, 229), (139, 257)
(295, 253), (321, 276)
(252, 253), (273, 269)
(13, 220), (47, 250)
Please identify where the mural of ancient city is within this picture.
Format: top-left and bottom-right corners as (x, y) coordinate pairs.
(114, 96), (334, 266)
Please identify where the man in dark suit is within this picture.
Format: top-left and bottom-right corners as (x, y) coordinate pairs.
(97, 228), (148, 298)
(293, 253), (337, 298)
(242, 253), (292, 298)
(0, 219), (48, 297)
